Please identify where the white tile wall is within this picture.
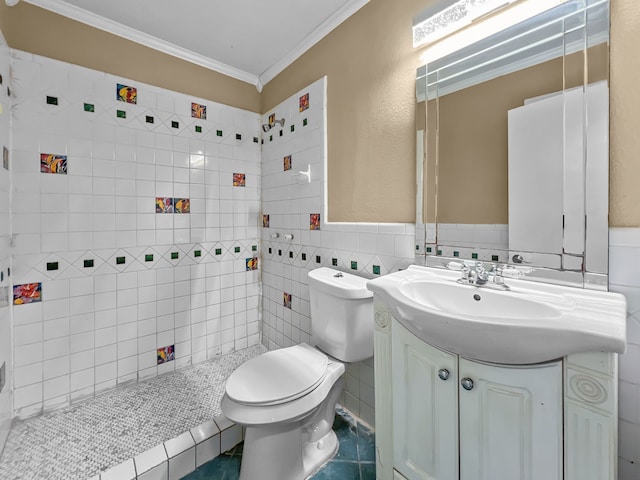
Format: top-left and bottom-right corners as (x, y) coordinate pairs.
(259, 77), (415, 427)
(0, 35), (12, 453)
(610, 228), (640, 480)
(9, 50), (262, 418)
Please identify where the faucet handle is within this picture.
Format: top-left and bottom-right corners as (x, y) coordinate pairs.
(446, 261), (469, 272)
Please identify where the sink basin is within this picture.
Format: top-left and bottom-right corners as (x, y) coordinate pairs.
(366, 265), (626, 364)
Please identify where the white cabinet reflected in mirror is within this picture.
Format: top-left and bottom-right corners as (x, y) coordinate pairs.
(415, 0), (609, 285)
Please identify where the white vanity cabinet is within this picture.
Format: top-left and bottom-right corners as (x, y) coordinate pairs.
(374, 301), (619, 480)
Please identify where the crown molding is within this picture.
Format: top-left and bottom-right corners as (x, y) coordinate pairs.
(258, 0), (370, 87)
(23, 0), (260, 87)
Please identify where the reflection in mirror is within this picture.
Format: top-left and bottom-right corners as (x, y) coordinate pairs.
(415, 0), (609, 284)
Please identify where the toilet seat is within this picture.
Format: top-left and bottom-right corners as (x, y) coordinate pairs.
(225, 344), (328, 406)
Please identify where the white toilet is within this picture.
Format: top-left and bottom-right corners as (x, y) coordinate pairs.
(221, 267), (374, 480)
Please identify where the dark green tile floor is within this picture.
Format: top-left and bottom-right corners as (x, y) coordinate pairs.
(182, 408), (375, 480)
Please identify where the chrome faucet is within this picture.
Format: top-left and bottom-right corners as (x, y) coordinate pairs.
(448, 261), (511, 290)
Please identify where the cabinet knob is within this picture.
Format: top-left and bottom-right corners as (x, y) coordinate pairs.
(437, 368), (450, 381)
(461, 378), (474, 390)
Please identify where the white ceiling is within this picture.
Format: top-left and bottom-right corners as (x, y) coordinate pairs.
(19, 0), (370, 90)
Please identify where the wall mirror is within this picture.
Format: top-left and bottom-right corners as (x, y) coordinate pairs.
(415, 0), (609, 287)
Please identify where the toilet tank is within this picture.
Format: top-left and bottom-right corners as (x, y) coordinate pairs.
(308, 267), (374, 363)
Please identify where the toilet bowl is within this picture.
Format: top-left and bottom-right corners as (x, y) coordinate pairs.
(221, 267), (374, 480)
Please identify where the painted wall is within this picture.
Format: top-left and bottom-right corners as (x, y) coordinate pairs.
(0, 33), (12, 452)
(9, 51), (261, 418)
(260, 77), (415, 426)
(0, 1), (260, 114)
(260, 0), (424, 224)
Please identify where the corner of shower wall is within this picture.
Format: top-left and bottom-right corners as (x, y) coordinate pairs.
(0, 33), (13, 453)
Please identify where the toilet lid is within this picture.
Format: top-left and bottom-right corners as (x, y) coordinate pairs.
(225, 345), (328, 406)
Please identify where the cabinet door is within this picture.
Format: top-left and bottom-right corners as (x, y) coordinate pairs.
(458, 358), (562, 480)
(392, 321), (458, 480)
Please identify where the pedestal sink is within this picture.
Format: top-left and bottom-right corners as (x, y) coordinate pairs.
(366, 265), (626, 364)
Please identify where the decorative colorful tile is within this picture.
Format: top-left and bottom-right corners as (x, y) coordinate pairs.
(191, 102), (206, 119)
(283, 293), (292, 309)
(156, 197), (173, 213)
(299, 93), (309, 112)
(310, 213), (320, 230)
(117, 83), (137, 104)
(246, 257), (258, 271)
(13, 283), (42, 305)
(2, 146), (8, 170)
(233, 173), (246, 187)
(157, 345), (175, 365)
(283, 155), (292, 171)
(174, 198), (190, 214)
(40, 153), (67, 174)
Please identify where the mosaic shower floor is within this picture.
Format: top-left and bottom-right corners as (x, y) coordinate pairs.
(0, 344), (266, 480)
(182, 407), (376, 480)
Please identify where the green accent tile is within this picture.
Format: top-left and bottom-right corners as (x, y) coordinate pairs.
(116, 256), (125, 265)
(145, 254), (154, 262)
(303, 118), (308, 126)
(416, 244), (420, 251)
(46, 262), (58, 271)
(195, 125), (202, 133)
(216, 130), (223, 137)
(234, 247), (240, 253)
(279, 130), (283, 137)
(46, 96), (58, 105)
(269, 135), (273, 142)
(350, 261), (358, 270)
(437, 250), (442, 256)
(472, 253), (479, 259)
(235, 133), (242, 140)
(117, 110), (126, 119)
(83, 259), (94, 268)
(83, 103), (94, 112)
(301, 253), (306, 261)
(290, 125), (295, 132)
(453, 251), (459, 257)
(278, 249), (282, 256)
(253, 137), (259, 143)
(316, 255), (321, 264)
(373, 265), (381, 275)
(146, 115), (154, 123)
(251, 245), (257, 251)
(268, 248), (272, 254)
(171, 252), (179, 260)
(215, 248), (222, 255)
(426, 247), (432, 253)
(171, 121), (179, 129)
(289, 251), (293, 258)
(492, 255), (499, 262)
(194, 250), (201, 257)
(332, 258), (338, 266)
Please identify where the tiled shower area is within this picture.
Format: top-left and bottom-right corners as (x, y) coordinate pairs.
(0, 39), (416, 478)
